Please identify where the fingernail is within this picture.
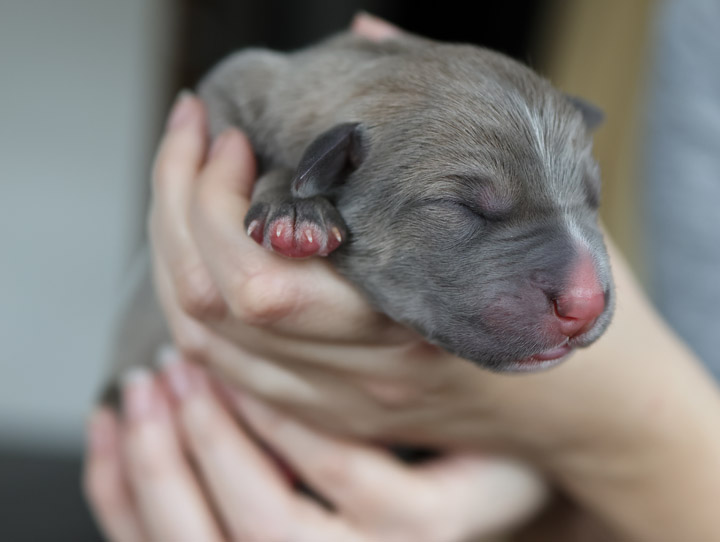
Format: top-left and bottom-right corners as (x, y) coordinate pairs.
(350, 12), (400, 42)
(156, 345), (190, 399)
(209, 129), (234, 158)
(88, 409), (116, 455)
(161, 355), (196, 400)
(167, 90), (195, 130)
(155, 346), (208, 401)
(121, 368), (156, 421)
(354, 10), (374, 22)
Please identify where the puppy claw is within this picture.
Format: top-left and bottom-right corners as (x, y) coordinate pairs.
(331, 227), (343, 243)
(247, 219), (264, 244)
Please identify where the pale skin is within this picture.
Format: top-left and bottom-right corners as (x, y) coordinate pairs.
(85, 353), (547, 542)
(85, 14), (720, 542)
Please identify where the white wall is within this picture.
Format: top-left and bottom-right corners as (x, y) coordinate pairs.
(0, 0), (176, 452)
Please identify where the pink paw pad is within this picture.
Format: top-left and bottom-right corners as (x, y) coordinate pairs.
(264, 218), (341, 258)
(244, 197), (347, 259)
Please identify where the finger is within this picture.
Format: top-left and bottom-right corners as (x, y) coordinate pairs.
(188, 127), (290, 309)
(121, 369), (224, 542)
(155, 260), (319, 404)
(150, 91), (207, 265)
(232, 391), (425, 513)
(350, 12), (403, 41)
(189, 127), (262, 288)
(84, 408), (145, 542)
(233, 390), (544, 541)
(160, 354), (306, 542)
(149, 92), (227, 321)
(211, 320), (444, 380)
(164, 357), (371, 542)
(158, 254), (443, 431)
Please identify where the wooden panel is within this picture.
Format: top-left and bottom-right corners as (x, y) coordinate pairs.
(534, 0), (656, 277)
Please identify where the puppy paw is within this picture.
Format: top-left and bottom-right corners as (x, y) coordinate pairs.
(244, 197), (347, 258)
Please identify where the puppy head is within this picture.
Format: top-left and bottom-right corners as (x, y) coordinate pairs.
(296, 47), (614, 371)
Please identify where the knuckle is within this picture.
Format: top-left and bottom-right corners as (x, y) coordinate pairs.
(174, 262), (226, 321)
(361, 379), (424, 409)
(229, 272), (297, 326)
(125, 430), (177, 483)
(312, 454), (356, 490)
(238, 367), (307, 404)
(379, 487), (453, 542)
(410, 499), (458, 542)
(130, 447), (171, 482)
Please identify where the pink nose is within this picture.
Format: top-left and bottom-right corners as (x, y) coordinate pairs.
(553, 248), (605, 337)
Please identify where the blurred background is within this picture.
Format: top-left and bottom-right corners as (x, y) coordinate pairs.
(1, 0), (717, 539)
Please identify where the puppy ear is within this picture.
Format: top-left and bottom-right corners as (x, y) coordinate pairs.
(291, 123), (365, 198)
(566, 95), (604, 132)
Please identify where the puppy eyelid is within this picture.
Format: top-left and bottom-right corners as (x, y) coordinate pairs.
(433, 198), (491, 223)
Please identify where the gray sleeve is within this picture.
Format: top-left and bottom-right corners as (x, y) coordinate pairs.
(644, 0), (720, 378)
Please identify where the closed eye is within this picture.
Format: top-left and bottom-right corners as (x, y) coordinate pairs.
(426, 199), (489, 222)
(445, 199), (514, 224)
(452, 201), (491, 222)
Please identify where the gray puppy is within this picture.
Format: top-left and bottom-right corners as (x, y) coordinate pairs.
(107, 29), (613, 394)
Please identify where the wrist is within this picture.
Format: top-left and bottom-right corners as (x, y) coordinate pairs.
(504, 240), (720, 541)
(539, 313), (720, 541)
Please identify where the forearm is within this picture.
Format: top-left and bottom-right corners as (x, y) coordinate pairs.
(541, 245), (720, 541)
(439, 240), (720, 540)
(142, 89), (720, 539)
(555, 334), (720, 539)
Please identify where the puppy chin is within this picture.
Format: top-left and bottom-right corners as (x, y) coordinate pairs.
(501, 348), (575, 373)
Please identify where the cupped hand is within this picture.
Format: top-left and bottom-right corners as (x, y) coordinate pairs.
(147, 9), (714, 468)
(147, 16), (486, 445)
(134, 13), (720, 541)
(84, 356), (546, 542)
(147, 13), (697, 456)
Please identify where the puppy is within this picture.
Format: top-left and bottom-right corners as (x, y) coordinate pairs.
(105, 29), (613, 396)
(99, 31), (614, 535)
(197, 30), (613, 372)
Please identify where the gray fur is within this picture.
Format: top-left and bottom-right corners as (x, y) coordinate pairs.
(106, 30), (613, 393)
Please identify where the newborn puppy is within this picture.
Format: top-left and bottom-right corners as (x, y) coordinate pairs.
(196, 30), (614, 372)
(99, 30), (613, 530)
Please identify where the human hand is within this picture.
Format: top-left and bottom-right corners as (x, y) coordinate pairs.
(145, 14), (659, 453)
(84, 356), (546, 542)
(147, 14), (720, 540)
(148, 15), (475, 444)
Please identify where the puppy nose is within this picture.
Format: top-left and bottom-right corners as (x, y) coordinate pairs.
(554, 293), (605, 337)
(553, 248), (605, 337)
